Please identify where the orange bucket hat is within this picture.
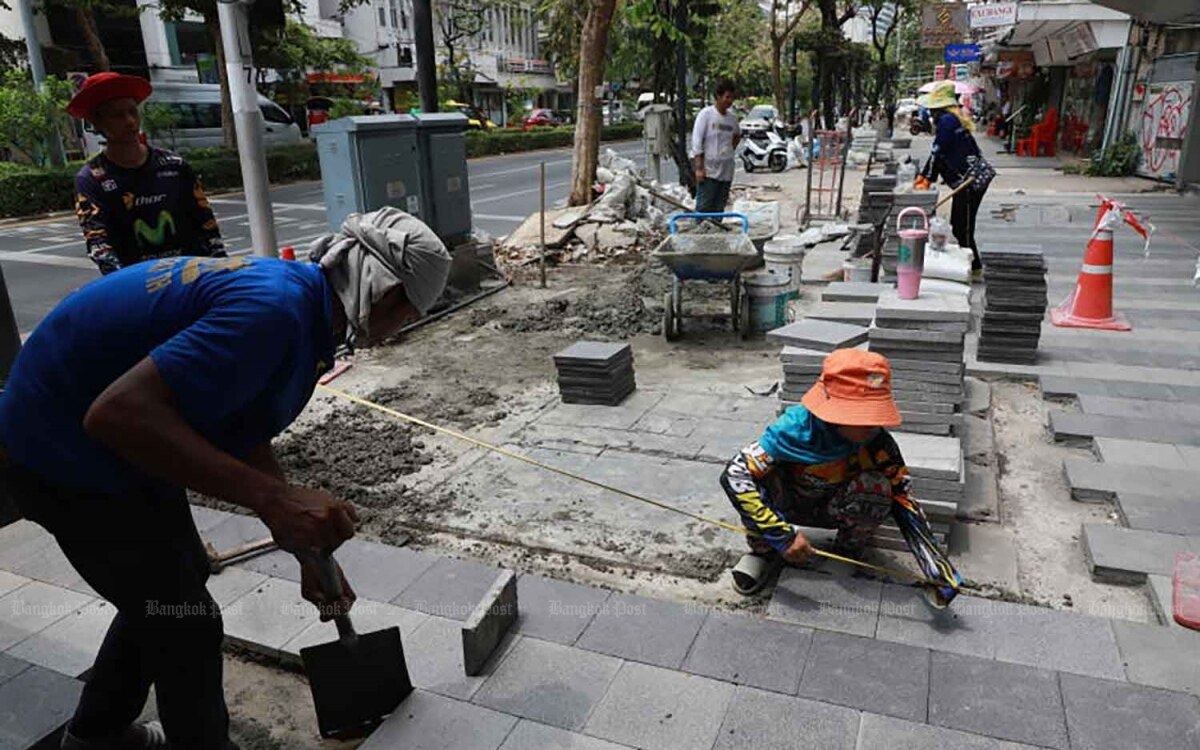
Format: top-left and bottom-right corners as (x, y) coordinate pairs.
(801, 349), (902, 428)
(66, 72), (152, 120)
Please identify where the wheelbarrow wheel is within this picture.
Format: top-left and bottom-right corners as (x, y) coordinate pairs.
(730, 280), (740, 332)
(663, 292), (680, 341)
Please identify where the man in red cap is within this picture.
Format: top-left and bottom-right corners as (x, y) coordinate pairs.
(719, 349), (962, 606)
(67, 72), (226, 274)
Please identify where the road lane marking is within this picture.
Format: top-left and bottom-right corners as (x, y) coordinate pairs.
(473, 213), (526, 222)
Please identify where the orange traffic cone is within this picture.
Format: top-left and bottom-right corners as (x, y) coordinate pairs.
(280, 245), (296, 261)
(1050, 205), (1131, 331)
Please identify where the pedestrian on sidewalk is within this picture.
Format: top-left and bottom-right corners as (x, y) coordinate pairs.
(67, 73), (226, 275)
(0, 209), (451, 749)
(690, 80), (741, 214)
(915, 80), (995, 273)
(719, 350), (962, 607)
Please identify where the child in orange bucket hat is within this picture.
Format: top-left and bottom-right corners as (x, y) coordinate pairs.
(720, 349), (962, 606)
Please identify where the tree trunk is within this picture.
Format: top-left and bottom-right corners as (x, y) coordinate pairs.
(206, 14), (237, 149)
(770, 37), (785, 118)
(568, 0), (618, 206)
(77, 7), (111, 71)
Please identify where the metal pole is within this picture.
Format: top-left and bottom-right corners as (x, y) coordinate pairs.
(413, 0), (438, 114)
(539, 161), (546, 288)
(19, 0), (65, 166)
(217, 0), (277, 258)
(674, 0), (689, 189)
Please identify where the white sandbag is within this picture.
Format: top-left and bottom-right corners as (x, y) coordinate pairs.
(919, 278), (971, 297)
(923, 242), (973, 284)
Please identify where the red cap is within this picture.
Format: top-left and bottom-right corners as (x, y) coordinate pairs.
(801, 349), (902, 428)
(66, 73), (152, 120)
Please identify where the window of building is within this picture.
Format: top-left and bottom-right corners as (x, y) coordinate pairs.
(390, 6), (398, 27)
(378, 5), (387, 25)
(397, 45), (414, 67)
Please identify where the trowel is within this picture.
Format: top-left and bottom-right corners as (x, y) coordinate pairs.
(300, 551), (413, 738)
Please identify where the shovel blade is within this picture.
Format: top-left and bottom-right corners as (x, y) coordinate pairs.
(300, 625), (413, 738)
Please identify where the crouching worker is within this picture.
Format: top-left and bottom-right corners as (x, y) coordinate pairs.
(719, 350), (962, 606)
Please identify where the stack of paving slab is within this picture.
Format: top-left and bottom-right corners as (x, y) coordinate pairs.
(553, 341), (635, 406)
(868, 288), (969, 437)
(766, 319), (869, 413)
(880, 190), (939, 282)
(853, 175), (897, 256)
(978, 246), (1047, 365)
(872, 432), (963, 550)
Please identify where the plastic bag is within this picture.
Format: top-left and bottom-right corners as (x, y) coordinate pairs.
(928, 217), (952, 251)
(896, 161), (916, 192)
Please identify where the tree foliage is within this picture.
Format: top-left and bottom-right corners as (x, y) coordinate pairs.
(0, 69), (73, 165)
(703, 0), (771, 97)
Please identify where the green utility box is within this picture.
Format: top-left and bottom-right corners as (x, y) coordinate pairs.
(312, 115), (423, 232)
(412, 113), (473, 244)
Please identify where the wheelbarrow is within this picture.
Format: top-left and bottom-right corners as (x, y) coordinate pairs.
(653, 212), (760, 341)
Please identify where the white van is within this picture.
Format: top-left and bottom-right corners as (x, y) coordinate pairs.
(81, 82), (302, 154)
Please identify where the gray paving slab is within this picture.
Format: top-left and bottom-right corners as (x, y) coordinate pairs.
(1178, 444), (1200, 469)
(583, 661), (735, 750)
(498, 720), (632, 750)
(554, 341), (632, 364)
(189, 504), (232, 533)
(575, 592), (706, 669)
(929, 651), (1068, 749)
(964, 377), (990, 415)
(857, 712), (1043, 750)
(463, 571), (518, 676)
(767, 567), (882, 638)
(990, 602), (1124, 680)
(1065, 459), (1198, 502)
(1094, 437), (1189, 469)
(518, 421), (705, 461)
(6, 598), (114, 678)
(206, 567), (269, 608)
(710, 685), (860, 750)
(233, 549), (300, 582)
(875, 586), (1000, 660)
(0, 581), (93, 652)
(1082, 524), (1200, 583)
(0, 651), (31, 685)
(0, 571), (26, 600)
(1080, 394), (1200, 424)
(948, 522), (1019, 593)
(1051, 412), (1200, 447)
(1117, 493), (1200, 536)
(392, 556), (504, 621)
(882, 357), (964, 375)
(280, 599), (428, 667)
(0, 664), (84, 750)
(1060, 671), (1200, 750)
(537, 389), (665, 431)
(513, 575), (609, 645)
(199, 513), (271, 553)
(869, 326), (966, 345)
(7, 542), (96, 597)
(765, 319), (869, 351)
(821, 281), (889, 302)
(958, 464), (999, 520)
(892, 433), (963, 480)
(358, 689), (519, 750)
(1146, 574), (1181, 629)
(1112, 620), (1200, 697)
(404, 615), (519, 700)
(472, 637), (622, 730)
(797, 630), (929, 721)
(680, 610), (812, 694)
(779, 345), (831, 364)
(807, 301), (877, 326)
(220, 578), (318, 658)
(0, 520), (55, 572)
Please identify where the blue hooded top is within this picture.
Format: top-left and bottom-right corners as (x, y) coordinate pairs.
(758, 405), (859, 465)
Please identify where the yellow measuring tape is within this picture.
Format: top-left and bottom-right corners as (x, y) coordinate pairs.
(317, 384), (939, 587)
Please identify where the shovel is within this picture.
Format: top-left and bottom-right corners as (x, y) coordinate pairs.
(300, 551), (413, 738)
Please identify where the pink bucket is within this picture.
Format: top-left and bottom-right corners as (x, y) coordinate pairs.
(895, 207), (928, 300)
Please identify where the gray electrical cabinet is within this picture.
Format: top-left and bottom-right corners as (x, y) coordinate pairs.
(412, 113), (472, 243)
(312, 115), (423, 232)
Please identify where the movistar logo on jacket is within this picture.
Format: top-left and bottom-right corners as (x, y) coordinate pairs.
(133, 210), (176, 247)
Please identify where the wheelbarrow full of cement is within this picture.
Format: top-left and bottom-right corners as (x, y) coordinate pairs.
(654, 212), (760, 341)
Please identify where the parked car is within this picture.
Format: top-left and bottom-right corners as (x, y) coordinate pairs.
(444, 100), (496, 129)
(739, 104), (779, 134)
(82, 82), (302, 154)
(523, 108), (564, 129)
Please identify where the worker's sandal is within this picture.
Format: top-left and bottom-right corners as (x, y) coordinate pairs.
(61, 721), (169, 750)
(730, 552), (781, 596)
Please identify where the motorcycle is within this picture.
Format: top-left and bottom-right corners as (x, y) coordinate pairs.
(737, 126), (788, 173)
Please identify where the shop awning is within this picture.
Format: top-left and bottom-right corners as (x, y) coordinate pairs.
(1088, 0), (1200, 24)
(988, 1), (1131, 67)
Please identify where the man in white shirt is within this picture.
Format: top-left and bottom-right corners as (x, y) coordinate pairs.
(691, 80), (741, 214)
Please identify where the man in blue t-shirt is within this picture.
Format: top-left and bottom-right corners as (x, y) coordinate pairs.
(0, 209), (450, 749)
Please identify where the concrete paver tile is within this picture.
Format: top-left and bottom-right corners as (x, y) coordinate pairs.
(498, 719), (632, 750)
(1082, 524), (1200, 583)
(537, 390), (665, 431)
(680, 610), (812, 695)
(392, 556), (503, 621)
(404, 615), (518, 701)
(6, 598), (114, 677)
(1060, 672), (1200, 750)
(0, 581), (94, 652)
(583, 661), (735, 750)
(334, 539), (440, 604)
(1093, 437), (1188, 469)
(1112, 620), (1200, 697)
(220, 578), (319, 658)
(1145, 574), (1190, 631)
(358, 689), (518, 750)
(857, 712), (1043, 749)
(0, 570), (29, 599)
(513, 574), (610, 645)
(929, 651), (1068, 750)
(797, 630), (929, 722)
(989, 603), (1124, 680)
(462, 571), (518, 676)
(473, 637), (622, 730)
(7, 542), (95, 597)
(710, 684), (860, 750)
(958, 464), (999, 521)
(281, 598), (427, 668)
(1064, 459), (1198, 502)
(233, 549), (300, 582)
(200, 514), (272, 554)
(1115, 493), (1200, 536)
(0, 520), (55, 572)
(947, 522), (1019, 593)
(875, 586), (998, 659)
(205, 567), (269, 609)
(1051, 412), (1200, 447)
(0, 664), (84, 750)
(0, 651), (32, 685)
(575, 592), (706, 670)
(1079, 394), (1200, 424)
(189, 504), (232, 533)
(766, 567), (881, 638)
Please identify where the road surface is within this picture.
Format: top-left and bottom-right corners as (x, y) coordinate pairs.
(0, 141), (677, 334)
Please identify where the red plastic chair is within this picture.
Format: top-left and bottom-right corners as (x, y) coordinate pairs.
(1017, 108), (1058, 157)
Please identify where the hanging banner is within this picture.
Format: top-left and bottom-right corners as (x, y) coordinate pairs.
(921, 4), (968, 49)
(969, 2), (1018, 29)
(945, 44), (982, 63)
(1061, 23), (1098, 59)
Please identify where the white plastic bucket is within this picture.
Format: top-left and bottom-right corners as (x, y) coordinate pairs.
(763, 235), (805, 299)
(842, 258), (872, 282)
(744, 270), (790, 332)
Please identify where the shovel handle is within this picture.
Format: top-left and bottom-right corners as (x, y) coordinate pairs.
(314, 552), (357, 643)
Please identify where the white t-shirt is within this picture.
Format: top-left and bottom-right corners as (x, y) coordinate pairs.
(690, 105), (739, 182)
